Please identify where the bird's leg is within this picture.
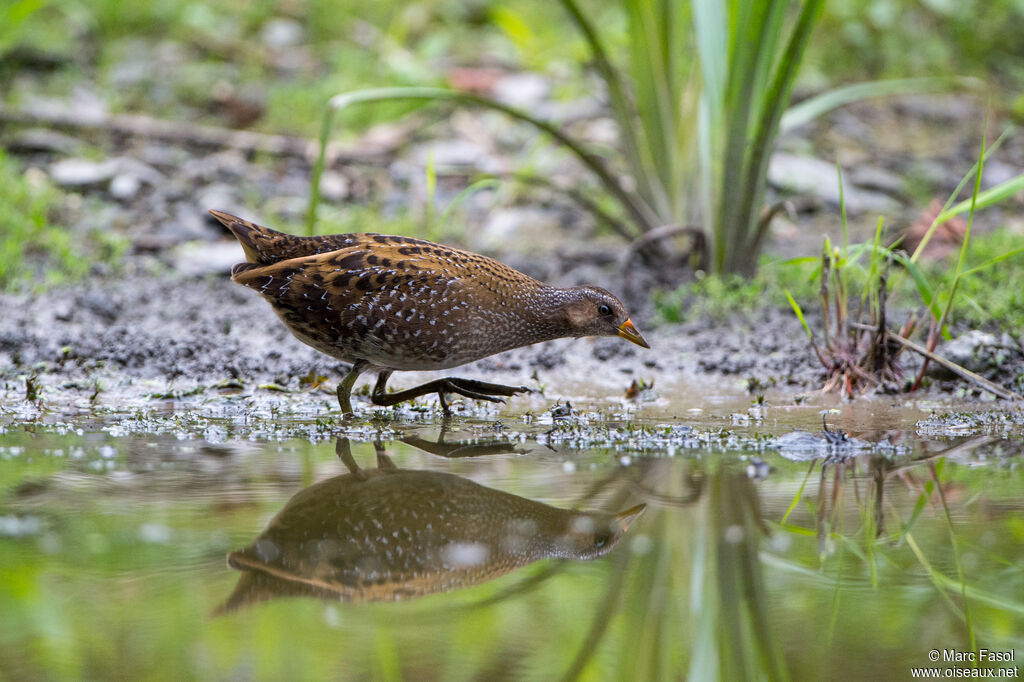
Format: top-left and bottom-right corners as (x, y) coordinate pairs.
(336, 360), (368, 416)
(373, 440), (399, 471)
(335, 438), (367, 480)
(370, 371), (530, 416)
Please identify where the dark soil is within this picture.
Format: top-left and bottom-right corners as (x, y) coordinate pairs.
(0, 261), (824, 414)
(2, 89), (1023, 418)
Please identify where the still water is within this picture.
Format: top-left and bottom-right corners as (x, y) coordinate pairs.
(1, 399), (1022, 680)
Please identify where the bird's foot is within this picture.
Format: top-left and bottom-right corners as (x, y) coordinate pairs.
(370, 377), (531, 416)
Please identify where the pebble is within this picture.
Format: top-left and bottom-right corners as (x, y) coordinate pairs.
(492, 72), (550, 109)
(171, 241), (246, 276)
(50, 157), (164, 192)
(50, 158), (120, 187)
(7, 128), (85, 155)
(319, 170), (350, 202)
(768, 152), (901, 214)
(110, 174), (142, 201)
(260, 18), (305, 48)
(848, 164), (905, 195)
(933, 330), (1007, 378)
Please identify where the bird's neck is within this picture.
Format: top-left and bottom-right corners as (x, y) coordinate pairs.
(519, 286), (582, 344)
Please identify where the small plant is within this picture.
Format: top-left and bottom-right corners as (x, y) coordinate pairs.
(0, 0), (45, 58)
(0, 150), (128, 291)
(787, 138), (1024, 399)
(654, 271), (778, 322)
(789, 230), (906, 397)
(24, 372), (41, 402)
(306, 1), (945, 275)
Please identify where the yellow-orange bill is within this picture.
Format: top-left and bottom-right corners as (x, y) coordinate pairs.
(614, 503), (648, 532)
(616, 318), (651, 349)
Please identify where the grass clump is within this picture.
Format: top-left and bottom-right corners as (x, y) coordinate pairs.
(0, 149), (126, 291)
(928, 228), (1024, 330)
(654, 273), (774, 323)
(653, 260), (819, 323)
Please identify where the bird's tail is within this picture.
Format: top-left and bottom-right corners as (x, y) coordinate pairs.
(209, 209), (285, 264)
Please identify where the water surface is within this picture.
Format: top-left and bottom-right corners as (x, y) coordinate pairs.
(1, 397), (1022, 680)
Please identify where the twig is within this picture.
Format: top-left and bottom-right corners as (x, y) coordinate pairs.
(620, 223), (705, 268)
(852, 323), (1022, 400)
(0, 103), (389, 162)
(474, 171), (637, 244)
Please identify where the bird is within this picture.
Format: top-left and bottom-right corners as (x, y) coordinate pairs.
(214, 438), (646, 612)
(210, 209), (650, 416)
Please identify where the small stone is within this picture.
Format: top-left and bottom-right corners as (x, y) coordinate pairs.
(848, 164), (904, 195)
(492, 72), (550, 109)
(8, 128), (85, 155)
(936, 330), (1000, 376)
(171, 241), (246, 277)
(319, 171), (350, 202)
(768, 153), (900, 215)
(409, 138), (492, 169)
(110, 174), (142, 201)
(50, 157), (164, 190)
(260, 18), (304, 48)
(50, 158), (119, 187)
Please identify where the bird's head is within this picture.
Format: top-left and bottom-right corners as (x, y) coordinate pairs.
(552, 504), (648, 559)
(559, 286), (650, 348)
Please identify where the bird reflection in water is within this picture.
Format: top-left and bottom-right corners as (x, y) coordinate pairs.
(215, 437), (645, 614)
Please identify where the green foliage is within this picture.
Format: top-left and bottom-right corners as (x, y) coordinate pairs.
(0, 149), (127, 291)
(929, 228), (1024, 329)
(0, 0), (46, 57)
(308, 1), (930, 274)
(695, 0), (825, 274)
(0, 149), (78, 290)
(656, 273), (775, 323)
(653, 260), (819, 323)
(815, 0), (1024, 90)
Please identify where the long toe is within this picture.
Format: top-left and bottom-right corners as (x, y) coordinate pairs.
(455, 388), (506, 403)
(448, 378), (531, 396)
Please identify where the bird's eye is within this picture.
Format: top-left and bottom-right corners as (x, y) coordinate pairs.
(598, 304), (612, 316)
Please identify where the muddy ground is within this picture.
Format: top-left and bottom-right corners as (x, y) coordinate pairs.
(0, 259), (822, 412)
(2, 239), (1021, 424)
(2, 91), (1024, 421)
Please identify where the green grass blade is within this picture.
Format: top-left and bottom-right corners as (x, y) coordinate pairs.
(959, 246), (1024, 277)
(738, 0), (826, 270)
(934, 173), (1024, 225)
(558, 0), (659, 209)
(909, 126), (1012, 263)
(305, 87), (656, 235)
(781, 77), (985, 132)
(891, 251), (940, 317)
(780, 461), (816, 525)
(785, 289), (814, 340)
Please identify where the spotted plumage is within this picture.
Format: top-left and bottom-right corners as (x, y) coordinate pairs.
(211, 210), (650, 415)
(215, 439), (646, 612)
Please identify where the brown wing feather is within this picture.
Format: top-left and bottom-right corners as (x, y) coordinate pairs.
(231, 234), (544, 301)
(210, 210), (364, 264)
(230, 235), (547, 368)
